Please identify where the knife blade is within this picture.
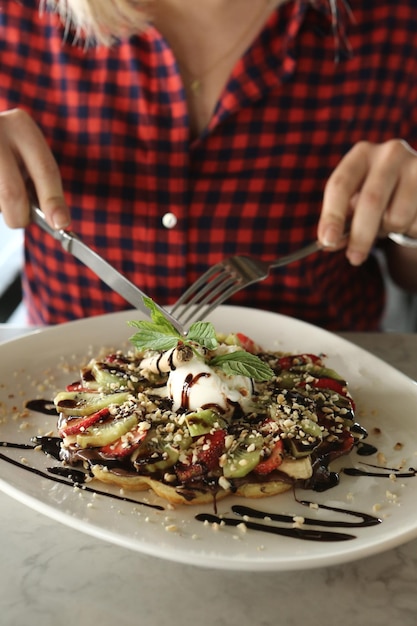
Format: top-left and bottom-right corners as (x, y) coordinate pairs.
(31, 205), (186, 335)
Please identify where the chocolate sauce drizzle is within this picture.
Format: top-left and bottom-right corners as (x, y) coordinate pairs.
(234, 502), (380, 529)
(25, 399), (58, 416)
(196, 512), (356, 542)
(343, 462), (417, 479)
(196, 500), (381, 542)
(0, 440), (163, 511)
(181, 372), (210, 410)
(0, 396), (411, 544)
(355, 442), (379, 457)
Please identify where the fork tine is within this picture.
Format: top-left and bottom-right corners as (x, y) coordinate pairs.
(178, 270), (231, 308)
(181, 282), (245, 327)
(170, 264), (224, 314)
(182, 270), (234, 307)
(174, 272), (238, 326)
(171, 264), (237, 315)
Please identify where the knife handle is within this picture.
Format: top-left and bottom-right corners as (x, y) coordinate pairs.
(31, 205), (63, 240)
(31, 205), (78, 253)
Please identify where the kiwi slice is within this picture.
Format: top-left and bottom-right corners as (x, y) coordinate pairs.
(223, 431), (263, 479)
(185, 409), (227, 437)
(92, 362), (129, 388)
(54, 390), (131, 416)
(288, 438), (317, 459)
(143, 442), (180, 474)
(306, 365), (345, 382)
(300, 418), (322, 438)
(76, 413), (138, 448)
(133, 425), (191, 473)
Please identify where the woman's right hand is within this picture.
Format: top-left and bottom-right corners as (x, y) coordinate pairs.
(0, 108), (70, 229)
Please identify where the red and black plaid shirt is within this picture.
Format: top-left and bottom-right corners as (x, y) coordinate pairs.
(1, 0), (417, 329)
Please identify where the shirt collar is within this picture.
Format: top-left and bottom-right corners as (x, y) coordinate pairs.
(308, 0), (354, 61)
(201, 0), (354, 137)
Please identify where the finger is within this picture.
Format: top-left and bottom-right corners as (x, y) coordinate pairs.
(346, 141), (403, 265)
(0, 138), (30, 228)
(318, 142), (370, 248)
(0, 109), (70, 229)
(382, 149), (417, 239)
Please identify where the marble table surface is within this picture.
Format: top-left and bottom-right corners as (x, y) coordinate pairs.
(1, 325), (417, 626)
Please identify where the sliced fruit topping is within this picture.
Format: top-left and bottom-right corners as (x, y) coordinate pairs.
(185, 409), (227, 437)
(300, 417), (323, 438)
(288, 437), (318, 459)
(65, 382), (93, 392)
(196, 429), (226, 470)
(277, 354), (322, 371)
(141, 438), (180, 474)
(222, 430), (263, 479)
(66, 353), (148, 392)
(99, 425), (149, 458)
(54, 390), (131, 416)
(306, 377), (348, 396)
(59, 407), (110, 437)
(235, 332), (258, 354)
(129, 420), (193, 474)
(254, 439), (284, 475)
(76, 413), (138, 448)
(307, 364), (346, 382)
(89, 361), (129, 389)
(175, 429), (226, 483)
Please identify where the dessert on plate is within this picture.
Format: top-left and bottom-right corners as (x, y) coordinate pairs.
(54, 300), (365, 505)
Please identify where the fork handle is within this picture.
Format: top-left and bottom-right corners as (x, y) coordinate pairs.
(387, 232), (417, 248)
(269, 231), (417, 270)
(269, 240), (322, 269)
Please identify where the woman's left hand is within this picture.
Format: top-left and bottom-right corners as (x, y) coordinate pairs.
(317, 139), (417, 265)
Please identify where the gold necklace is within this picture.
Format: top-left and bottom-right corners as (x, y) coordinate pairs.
(178, 0), (271, 93)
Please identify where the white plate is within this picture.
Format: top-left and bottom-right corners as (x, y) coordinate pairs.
(1, 306), (417, 571)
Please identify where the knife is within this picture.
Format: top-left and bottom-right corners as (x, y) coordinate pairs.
(31, 205), (186, 335)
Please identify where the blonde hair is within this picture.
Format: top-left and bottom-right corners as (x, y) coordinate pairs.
(42, 0), (153, 45)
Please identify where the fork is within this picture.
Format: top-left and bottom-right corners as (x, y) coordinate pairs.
(171, 230), (411, 328)
(170, 238), (325, 328)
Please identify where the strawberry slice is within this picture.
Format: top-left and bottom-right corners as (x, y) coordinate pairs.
(307, 377), (349, 397)
(175, 462), (206, 484)
(104, 353), (129, 365)
(176, 429), (226, 483)
(278, 354), (322, 370)
(236, 333), (258, 354)
(99, 425), (148, 458)
(320, 428), (355, 465)
(60, 407), (110, 437)
(198, 429), (226, 470)
(66, 382), (95, 392)
(338, 429), (355, 454)
(254, 439), (284, 475)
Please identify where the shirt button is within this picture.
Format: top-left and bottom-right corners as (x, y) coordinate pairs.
(162, 212), (177, 229)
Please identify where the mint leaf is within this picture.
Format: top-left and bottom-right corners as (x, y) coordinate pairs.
(211, 350), (273, 382)
(129, 325), (180, 352)
(128, 298), (184, 351)
(143, 297), (181, 336)
(129, 298), (219, 354)
(187, 322), (218, 351)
